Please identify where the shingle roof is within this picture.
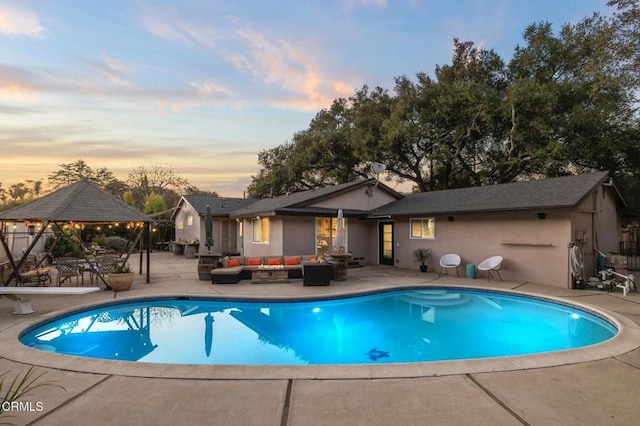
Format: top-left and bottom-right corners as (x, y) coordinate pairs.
(229, 179), (402, 218)
(0, 179), (153, 223)
(369, 171), (613, 217)
(180, 195), (258, 217)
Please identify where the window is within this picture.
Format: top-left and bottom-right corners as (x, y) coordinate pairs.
(410, 218), (435, 239)
(316, 217), (347, 256)
(187, 215), (193, 226)
(252, 217), (269, 243)
(176, 219), (184, 230)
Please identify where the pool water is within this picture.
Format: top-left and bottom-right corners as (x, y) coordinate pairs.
(19, 288), (617, 365)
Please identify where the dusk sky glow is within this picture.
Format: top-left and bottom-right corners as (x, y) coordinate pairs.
(1, 0), (609, 196)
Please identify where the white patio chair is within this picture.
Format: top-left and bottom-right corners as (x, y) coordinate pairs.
(477, 256), (503, 282)
(439, 254), (461, 277)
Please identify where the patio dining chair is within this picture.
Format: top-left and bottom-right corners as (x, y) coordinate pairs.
(16, 255), (51, 286)
(477, 256), (503, 282)
(439, 254), (461, 277)
(91, 254), (119, 285)
(55, 257), (81, 286)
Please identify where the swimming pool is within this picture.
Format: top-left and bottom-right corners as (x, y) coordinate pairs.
(19, 288), (617, 365)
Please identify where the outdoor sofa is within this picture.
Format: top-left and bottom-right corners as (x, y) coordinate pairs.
(211, 255), (331, 285)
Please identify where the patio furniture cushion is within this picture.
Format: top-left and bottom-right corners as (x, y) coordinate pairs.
(285, 256), (299, 265)
(211, 266), (244, 284)
(222, 256), (245, 267)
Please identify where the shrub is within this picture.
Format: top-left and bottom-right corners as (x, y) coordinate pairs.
(105, 236), (128, 253)
(45, 230), (82, 259)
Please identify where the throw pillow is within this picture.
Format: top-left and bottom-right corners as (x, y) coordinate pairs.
(284, 257), (299, 265)
(247, 258), (262, 266)
(267, 258), (282, 265)
(227, 259), (240, 267)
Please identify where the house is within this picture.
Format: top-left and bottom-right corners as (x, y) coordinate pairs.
(368, 171), (624, 287)
(171, 195), (257, 256)
(229, 179), (403, 264)
(176, 171), (624, 288)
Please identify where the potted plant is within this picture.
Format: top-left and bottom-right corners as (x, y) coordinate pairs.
(108, 263), (134, 292)
(413, 248), (430, 272)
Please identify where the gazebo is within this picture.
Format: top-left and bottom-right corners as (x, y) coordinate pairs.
(0, 179), (154, 286)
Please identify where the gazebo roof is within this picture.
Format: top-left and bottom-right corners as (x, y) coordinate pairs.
(0, 178), (152, 223)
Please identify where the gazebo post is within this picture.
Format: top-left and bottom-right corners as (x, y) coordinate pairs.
(146, 222), (151, 283)
(1, 221), (48, 286)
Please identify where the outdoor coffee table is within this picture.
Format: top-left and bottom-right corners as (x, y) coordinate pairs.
(251, 267), (290, 284)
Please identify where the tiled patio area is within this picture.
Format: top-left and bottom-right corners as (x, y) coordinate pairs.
(1, 252), (639, 425)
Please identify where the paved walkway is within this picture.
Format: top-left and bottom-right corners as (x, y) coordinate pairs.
(1, 252), (639, 425)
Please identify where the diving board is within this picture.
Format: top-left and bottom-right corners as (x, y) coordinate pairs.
(0, 287), (101, 314)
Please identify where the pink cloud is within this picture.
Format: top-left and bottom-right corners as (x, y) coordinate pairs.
(139, 10), (354, 111)
(0, 4), (46, 37)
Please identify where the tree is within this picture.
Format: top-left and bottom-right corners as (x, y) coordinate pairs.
(0, 183), (6, 204)
(127, 165), (189, 193)
(144, 192), (168, 218)
(608, 0), (640, 91)
(126, 165), (190, 208)
(247, 142), (301, 198)
(48, 160), (118, 190)
(509, 16), (639, 183)
(26, 180), (43, 197)
(247, 89), (388, 198)
(409, 41), (510, 190)
(9, 183), (29, 200)
(122, 190), (135, 207)
(184, 186), (219, 197)
(247, 1), (640, 205)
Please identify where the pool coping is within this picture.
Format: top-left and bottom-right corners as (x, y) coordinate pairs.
(1, 284), (639, 380)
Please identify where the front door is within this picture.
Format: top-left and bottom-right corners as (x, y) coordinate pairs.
(378, 222), (394, 266)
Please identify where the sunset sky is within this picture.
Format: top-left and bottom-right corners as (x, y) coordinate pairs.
(1, 0), (610, 197)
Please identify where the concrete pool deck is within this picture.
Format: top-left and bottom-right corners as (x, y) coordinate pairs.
(1, 252), (639, 425)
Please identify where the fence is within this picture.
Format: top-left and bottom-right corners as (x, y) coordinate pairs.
(619, 241), (640, 271)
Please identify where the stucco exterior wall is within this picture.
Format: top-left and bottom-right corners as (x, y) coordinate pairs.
(389, 211), (573, 287)
(282, 216), (316, 255)
(227, 179), (623, 286)
(239, 214), (378, 262)
(596, 185), (623, 254)
(194, 218), (240, 255)
(174, 203), (200, 243)
(243, 216), (284, 257)
(346, 220), (377, 265)
(572, 185), (622, 276)
(308, 184), (396, 210)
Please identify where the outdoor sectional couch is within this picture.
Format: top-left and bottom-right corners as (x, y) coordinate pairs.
(211, 255), (331, 285)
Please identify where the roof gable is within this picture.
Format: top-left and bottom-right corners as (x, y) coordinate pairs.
(0, 179), (153, 223)
(176, 195), (258, 218)
(370, 171), (613, 217)
(230, 179), (403, 217)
